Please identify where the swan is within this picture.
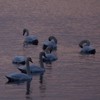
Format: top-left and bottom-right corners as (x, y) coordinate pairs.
(79, 40), (96, 54)
(43, 53), (57, 63)
(79, 40), (90, 48)
(42, 36), (57, 52)
(23, 28), (39, 47)
(42, 48), (58, 64)
(48, 36), (57, 44)
(12, 56), (27, 65)
(18, 52), (45, 74)
(6, 57), (33, 82)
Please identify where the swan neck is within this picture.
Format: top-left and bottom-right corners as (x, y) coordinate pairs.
(45, 46), (51, 54)
(23, 29), (29, 36)
(39, 53), (44, 68)
(26, 59), (31, 75)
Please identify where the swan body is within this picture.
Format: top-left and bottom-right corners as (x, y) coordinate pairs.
(24, 35), (38, 45)
(6, 73), (32, 82)
(18, 65), (45, 74)
(23, 29), (39, 46)
(6, 57), (33, 82)
(43, 36), (57, 52)
(80, 45), (96, 54)
(79, 40), (96, 54)
(18, 52), (45, 74)
(12, 56), (27, 65)
(43, 53), (57, 63)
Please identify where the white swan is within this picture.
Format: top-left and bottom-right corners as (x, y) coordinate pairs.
(23, 29), (39, 47)
(42, 51), (58, 64)
(12, 56), (27, 65)
(6, 57), (33, 82)
(18, 52), (45, 74)
(43, 36), (57, 52)
(79, 40), (90, 48)
(79, 40), (96, 54)
(48, 36), (57, 44)
(43, 47), (58, 63)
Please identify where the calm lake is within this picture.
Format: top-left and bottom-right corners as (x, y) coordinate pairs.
(0, 0), (100, 100)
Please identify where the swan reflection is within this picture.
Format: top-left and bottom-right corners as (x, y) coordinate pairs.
(39, 74), (47, 98)
(26, 80), (31, 95)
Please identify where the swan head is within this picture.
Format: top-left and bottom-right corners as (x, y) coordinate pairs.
(48, 36), (57, 44)
(79, 40), (90, 48)
(39, 52), (46, 61)
(23, 28), (29, 36)
(27, 57), (33, 63)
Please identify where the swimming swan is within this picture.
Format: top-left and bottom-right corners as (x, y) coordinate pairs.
(12, 56), (27, 65)
(6, 57), (33, 82)
(43, 47), (58, 63)
(23, 29), (39, 47)
(18, 52), (45, 74)
(79, 40), (90, 48)
(44, 53), (57, 62)
(48, 36), (57, 44)
(79, 40), (96, 54)
(43, 36), (57, 52)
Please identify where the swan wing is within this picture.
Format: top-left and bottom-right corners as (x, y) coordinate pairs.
(81, 45), (95, 54)
(25, 35), (37, 42)
(46, 54), (57, 60)
(18, 65), (45, 74)
(6, 73), (31, 81)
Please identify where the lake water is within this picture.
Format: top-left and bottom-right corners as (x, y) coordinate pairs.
(0, 0), (100, 100)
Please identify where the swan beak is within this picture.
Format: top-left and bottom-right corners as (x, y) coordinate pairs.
(29, 58), (33, 63)
(30, 60), (33, 63)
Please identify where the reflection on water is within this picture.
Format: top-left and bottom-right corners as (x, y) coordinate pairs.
(25, 74), (46, 99)
(39, 73), (46, 90)
(26, 80), (31, 95)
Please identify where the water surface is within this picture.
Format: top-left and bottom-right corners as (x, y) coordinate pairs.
(0, 0), (100, 100)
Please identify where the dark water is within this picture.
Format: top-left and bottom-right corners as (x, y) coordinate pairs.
(0, 0), (100, 100)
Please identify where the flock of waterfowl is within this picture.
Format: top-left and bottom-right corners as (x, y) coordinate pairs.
(5, 28), (96, 83)
(6, 29), (58, 82)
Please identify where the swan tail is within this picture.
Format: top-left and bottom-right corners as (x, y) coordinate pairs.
(5, 76), (15, 82)
(32, 39), (39, 45)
